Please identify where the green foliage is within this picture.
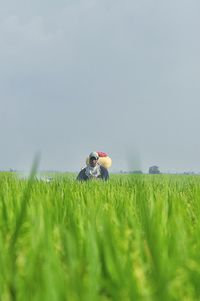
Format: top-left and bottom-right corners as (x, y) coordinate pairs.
(0, 173), (200, 300)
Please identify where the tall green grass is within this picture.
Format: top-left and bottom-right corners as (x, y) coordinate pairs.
(0, 173), (200, 300)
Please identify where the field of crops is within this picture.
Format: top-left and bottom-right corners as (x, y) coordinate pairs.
(1, 171), (200, 301)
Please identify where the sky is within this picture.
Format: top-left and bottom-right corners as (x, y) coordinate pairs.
(0, 0), (200, 173)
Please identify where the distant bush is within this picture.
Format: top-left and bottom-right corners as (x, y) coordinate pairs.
(130, 170), (143, 174)
(149, 166), (161, 174)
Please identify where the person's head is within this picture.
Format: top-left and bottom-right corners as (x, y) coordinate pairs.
(89, 151), (99, 167)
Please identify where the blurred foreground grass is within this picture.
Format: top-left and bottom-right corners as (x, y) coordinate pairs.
(0, 172), (200, 301)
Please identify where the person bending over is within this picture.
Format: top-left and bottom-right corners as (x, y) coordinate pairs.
(77, 152), (109, 181)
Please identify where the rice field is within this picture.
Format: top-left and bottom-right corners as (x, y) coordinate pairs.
(1, 170), (200, 301)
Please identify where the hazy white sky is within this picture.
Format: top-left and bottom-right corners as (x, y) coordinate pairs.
(1, 0), (200, 172)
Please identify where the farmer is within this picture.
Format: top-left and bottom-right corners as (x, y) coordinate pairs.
(77, 151), (109, 181)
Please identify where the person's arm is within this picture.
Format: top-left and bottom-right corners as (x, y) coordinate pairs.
(100, 166), (109, 181)
(77, 169), (87, 181)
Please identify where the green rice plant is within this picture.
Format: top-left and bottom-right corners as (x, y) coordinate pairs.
(0, 173), (200, 300)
